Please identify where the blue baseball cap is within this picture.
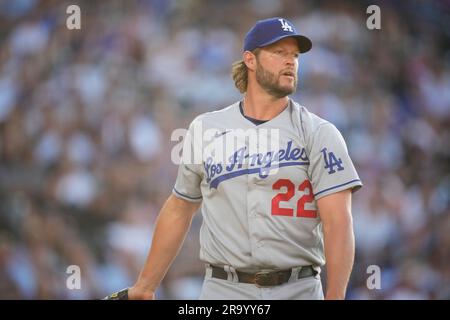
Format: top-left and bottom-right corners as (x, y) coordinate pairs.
(243, 17), (312, 53)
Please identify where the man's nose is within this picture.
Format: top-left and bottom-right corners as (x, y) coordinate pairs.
(285, 56), (296, 66)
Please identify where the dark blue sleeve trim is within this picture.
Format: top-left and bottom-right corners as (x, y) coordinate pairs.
(173, 188), (202, 200)
(314, 179), (362, 197)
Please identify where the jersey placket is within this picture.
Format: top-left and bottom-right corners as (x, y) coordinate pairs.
(246, 125), (267, 266)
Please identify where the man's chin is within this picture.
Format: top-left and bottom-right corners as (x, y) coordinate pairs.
(272, 90), (294, 99)
(262, 83), (296, 98)
(277, 85), (296, 96)
(277, 79), (296, 92)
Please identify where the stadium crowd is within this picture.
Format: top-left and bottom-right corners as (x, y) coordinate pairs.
(0, 0), (449, 299)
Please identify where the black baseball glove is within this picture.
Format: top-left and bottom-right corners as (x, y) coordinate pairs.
(103, 287), (129, 300)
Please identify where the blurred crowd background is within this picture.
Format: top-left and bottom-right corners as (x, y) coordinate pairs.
(0, 0), (449, 299)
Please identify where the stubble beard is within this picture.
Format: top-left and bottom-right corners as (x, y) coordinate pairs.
(255, 62), (297, 99)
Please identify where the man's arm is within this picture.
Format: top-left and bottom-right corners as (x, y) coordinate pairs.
(317, 189), (355, 300)
(128, 194), (201, 299)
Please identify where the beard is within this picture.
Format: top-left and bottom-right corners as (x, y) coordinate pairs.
(255, 62), (297, 98)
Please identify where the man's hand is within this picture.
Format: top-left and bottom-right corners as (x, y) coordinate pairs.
(103, 286), (155, 300)
(127, 285), (156, 300)
(103, 288), (129, 300)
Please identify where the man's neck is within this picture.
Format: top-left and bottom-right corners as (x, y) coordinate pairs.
(243, 86), (290, 120)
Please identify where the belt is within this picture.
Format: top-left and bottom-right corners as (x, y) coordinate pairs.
(210, 265), (317, 287)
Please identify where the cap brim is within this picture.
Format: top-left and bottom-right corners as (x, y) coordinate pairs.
(258, 34), (312, 53)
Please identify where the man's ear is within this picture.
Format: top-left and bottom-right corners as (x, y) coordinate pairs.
(243, 51), (257, 71)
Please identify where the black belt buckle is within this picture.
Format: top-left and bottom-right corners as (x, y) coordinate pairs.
(254, 271), (277, 287)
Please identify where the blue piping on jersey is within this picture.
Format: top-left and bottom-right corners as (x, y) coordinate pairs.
(314, 179), (362, 197)
(173, 188), (203, 200)
(210, 161), (310, 189)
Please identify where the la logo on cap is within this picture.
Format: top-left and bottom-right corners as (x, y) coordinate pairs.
(278, 18), (293, 32)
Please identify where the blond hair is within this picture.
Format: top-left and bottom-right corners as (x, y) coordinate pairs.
(231, 60), (248, 93)
(231, 49), (260, 94)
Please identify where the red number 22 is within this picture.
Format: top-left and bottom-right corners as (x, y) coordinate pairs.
(271, 179), (317, 218)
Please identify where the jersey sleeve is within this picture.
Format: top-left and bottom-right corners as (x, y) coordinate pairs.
(172, 120), (203, 203)
(307, 123), (362, 200)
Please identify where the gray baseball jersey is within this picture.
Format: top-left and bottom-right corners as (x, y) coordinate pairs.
(173, 99), (362, 272)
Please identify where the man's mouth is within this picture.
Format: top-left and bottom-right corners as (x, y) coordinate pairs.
(281, 71), (296, 79)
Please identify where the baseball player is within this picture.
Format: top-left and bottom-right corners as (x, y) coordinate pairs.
(105, 17), (362, 300)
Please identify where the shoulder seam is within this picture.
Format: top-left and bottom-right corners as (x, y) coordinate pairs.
(310, 121), (334, 139)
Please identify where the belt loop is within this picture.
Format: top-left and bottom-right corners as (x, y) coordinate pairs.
(312, 265), (321, 279)
(205, 263), (213, 278)
(227, 265), (239, 283)
(224, 265), (237, 282)
(289, 266), (301, 282)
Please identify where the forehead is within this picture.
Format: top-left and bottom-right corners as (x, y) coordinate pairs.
(263, 37), (300, 51)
